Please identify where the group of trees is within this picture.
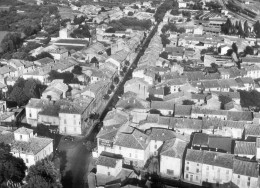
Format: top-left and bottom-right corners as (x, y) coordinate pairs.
(161, 23), (185, 34)
(48, 70), (81, 84)
(25, 159), (62, 188)
(254, 21), (260, 38)
(8, 78), (41, 106)
(109, 17), (152, 31)
(154, 0), (178, 22)
(1, 32), (23, 55)
(70, 24), (91, 39)
(0, 4), (59, 35)
(221, 18), (250, 38)
(239, 90), (260, 108)
(0, 143), (27, 186)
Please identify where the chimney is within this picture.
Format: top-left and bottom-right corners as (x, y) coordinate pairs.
(216, 148), (218, 152)
(140, 136), (143, 141)
(214, 155), (217, 160)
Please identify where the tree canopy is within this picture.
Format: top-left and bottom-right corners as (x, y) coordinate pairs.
(0, 143), (27, 185)
(72, 65), (82, 75)
(9, 78), (41, 106)
(109, 17), (152, 31)
(70, 24), (91, 38)
(48, 70), (80, 84)
(25, 159), (61, 188)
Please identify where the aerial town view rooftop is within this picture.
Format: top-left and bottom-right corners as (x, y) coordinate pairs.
(0, 0), (260, 187)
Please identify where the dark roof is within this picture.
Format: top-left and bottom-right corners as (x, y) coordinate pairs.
(192, 133), (208, 146)
(208, 135), (232, 153)
(202, 151), (233, 169)
(233, 159), (258, 177)
(96, 151), (122, 168)
(185, 149), (204, 163)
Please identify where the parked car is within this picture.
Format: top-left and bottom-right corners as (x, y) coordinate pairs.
(64, 136), (74, 141)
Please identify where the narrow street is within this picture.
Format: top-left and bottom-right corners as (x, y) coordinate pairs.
(59, 24), (159, 188)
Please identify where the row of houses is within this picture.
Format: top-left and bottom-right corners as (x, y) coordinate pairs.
(93, 115), (259, 188)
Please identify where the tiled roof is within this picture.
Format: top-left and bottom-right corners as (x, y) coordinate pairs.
(125, 78), (149, 87)
(97, 124), (121, 141)
(148, 128), (176, 142)
(170, 118), (203, 130)
(148, 87), (165, 96)
(208, 135), (232, 153)
(114, 129), (149, 150)
(26, 98), (51, 109)
(233, 159), (258, 177)
(227, 111), (253, 121)
(185, 149), (204, 163)
(174, 105), (192, 116)
(151, 101), (174, 111)
(245, 124), (260, 136)
(202, 151), (233, 169)
(160, 138), (187, 158)
(59, 97), (93, 114)
(234, 141), (256, 156)
(212, 91), (240, 99)
(11, 136), (53, 155)
(14, 127), (33, 135)
(96, 151), (122, 168)
(192, 133), (208, 146)
(116, 97), (150, 110)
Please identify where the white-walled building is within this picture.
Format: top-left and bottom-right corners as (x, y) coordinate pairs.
(0, 127), (53, 167)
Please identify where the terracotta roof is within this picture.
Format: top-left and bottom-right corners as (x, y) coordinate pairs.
(148, 128), (176, 142)
(96, 151), (122, 168)
(97, 124), (121, 141)
(245, 124), (260, 137)
(160, 138), (187, 158)
(227, 111), (253, 121)
(234, 141), (256, 156)
(114, 129), (149, 150)
(202, 151), (233, 169)
(11, 136), (53, 155)
(14, 127), (33, 135)
(151, 101), (174, 111)
(233, 159), (258, 177)
(185, 149), (204, 163)
(174, 105), (192, 116)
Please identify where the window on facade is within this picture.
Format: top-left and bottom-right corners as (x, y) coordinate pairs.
(197, 163), (199, 166)
(108, 172), (110, 176)
(20, 135), (22, 140)
(196, 169), (199, 173)
(186, 174), (188, 179)
(248, 177), (250, 181)
(167, 169), (174, 175)
(186, 166), (189, 171)
(196, 176), (198, 181)
(247, 181), (250, 187)
(26, 159), (29, 163)
(119, 147), (121, 150)
(129, 153), (131, 158)
(64, 119), (67, 124)
(154, 145), (157, 149)
(29, 113), (32, 118)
